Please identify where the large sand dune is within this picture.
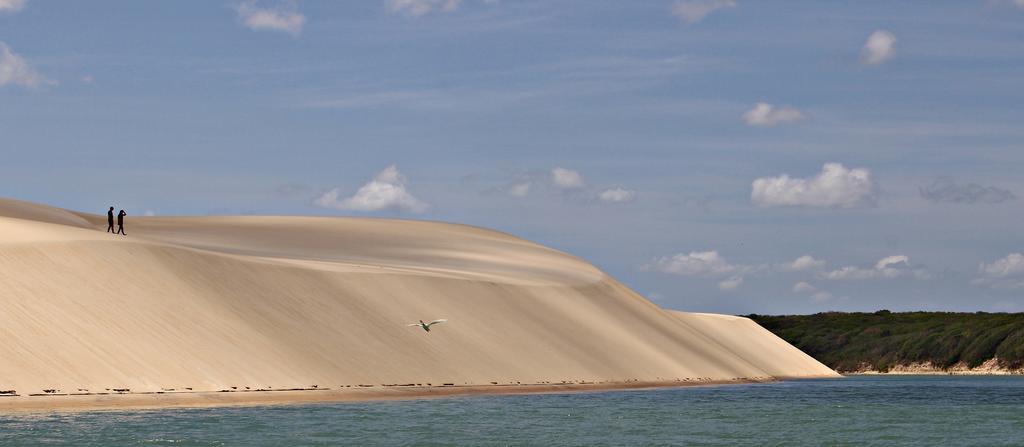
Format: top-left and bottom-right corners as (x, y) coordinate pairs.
(0, 198), (836, 408)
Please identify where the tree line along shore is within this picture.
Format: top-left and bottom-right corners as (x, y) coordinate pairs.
(748, 311), (1024, 374)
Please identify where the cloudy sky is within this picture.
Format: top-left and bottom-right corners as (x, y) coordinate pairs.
(2, 0), (1023, 314)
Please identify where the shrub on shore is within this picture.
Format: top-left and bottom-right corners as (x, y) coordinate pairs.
(747, 312), (1024, 372)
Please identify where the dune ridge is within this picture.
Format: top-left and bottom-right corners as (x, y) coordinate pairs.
(0, 198), (836, 409)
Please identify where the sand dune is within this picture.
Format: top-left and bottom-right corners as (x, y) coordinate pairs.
(0, 198), (836, 408)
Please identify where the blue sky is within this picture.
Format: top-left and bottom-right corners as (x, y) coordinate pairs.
(2, 0), (1023, 314)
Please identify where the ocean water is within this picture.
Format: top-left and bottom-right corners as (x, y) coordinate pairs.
(2, 376), (1023, 446)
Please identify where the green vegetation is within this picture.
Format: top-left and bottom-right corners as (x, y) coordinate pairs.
(746, 311), (1024, 372)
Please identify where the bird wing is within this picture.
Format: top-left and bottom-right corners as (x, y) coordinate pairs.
(426, 319), (447, 326)
(406, 323), (421, 327)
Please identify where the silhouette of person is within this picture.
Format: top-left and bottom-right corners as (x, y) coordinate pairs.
(107, 207), (115, 233)
(116, 209), (127, 235)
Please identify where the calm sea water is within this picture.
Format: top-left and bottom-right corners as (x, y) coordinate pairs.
(2, 376), (1023, 446)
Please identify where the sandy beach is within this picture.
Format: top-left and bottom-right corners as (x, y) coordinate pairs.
(0, 379), (786, 413)
(0, 198), (836, 411)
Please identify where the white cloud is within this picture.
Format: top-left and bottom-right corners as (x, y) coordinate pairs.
(551, 167), (585, 189)
(781, 255), (826, 272)
(920, 177), (1016, 204)
(0, 42), (47, 88)
(313, 165), (429, 213)
(861, 30), (896, 65)
(718, 275), (743, 291)
(751, 163), (876, 208)
(742, 102), (805, 127)
(599, 187), (636, 203)
(811, 291), (834, 302)
(974, 253), (1024, 289)
(387, 0), (461, 16)
(646, 250), (738, 276)
(792, 281), (833, 301)
(792, 281), (815, 293)
(508, 182), (531, 197)
(820, 255), (926, 281)
(993, 0), (1024, 8)
(235, 1), (305, 35)
(143, 210), (156, 217)
(670, 0), (736, 24)
(822, 267), (878, 280)
(875, 255), (909, 270)
(0, 0), (25, 13)
(980, 253), (1024, 278)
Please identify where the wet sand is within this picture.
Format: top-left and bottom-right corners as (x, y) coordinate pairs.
(0, 379), (794, 413)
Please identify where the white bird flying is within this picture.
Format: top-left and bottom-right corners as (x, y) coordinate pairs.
(408, 319), (447, 332)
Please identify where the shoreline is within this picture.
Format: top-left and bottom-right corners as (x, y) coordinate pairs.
(0, 379), (793, 413)
(840, 358), (1024, 376)
(844, 371), (1024, 376)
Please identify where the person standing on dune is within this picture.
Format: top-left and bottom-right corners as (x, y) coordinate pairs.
(107, 207), (115, 233)
(116, 209), (127, 235)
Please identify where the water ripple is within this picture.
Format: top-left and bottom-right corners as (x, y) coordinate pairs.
(1, 376), (1023, 446)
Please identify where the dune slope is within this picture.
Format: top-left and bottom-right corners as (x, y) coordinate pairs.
(0, 199), (836, 400)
